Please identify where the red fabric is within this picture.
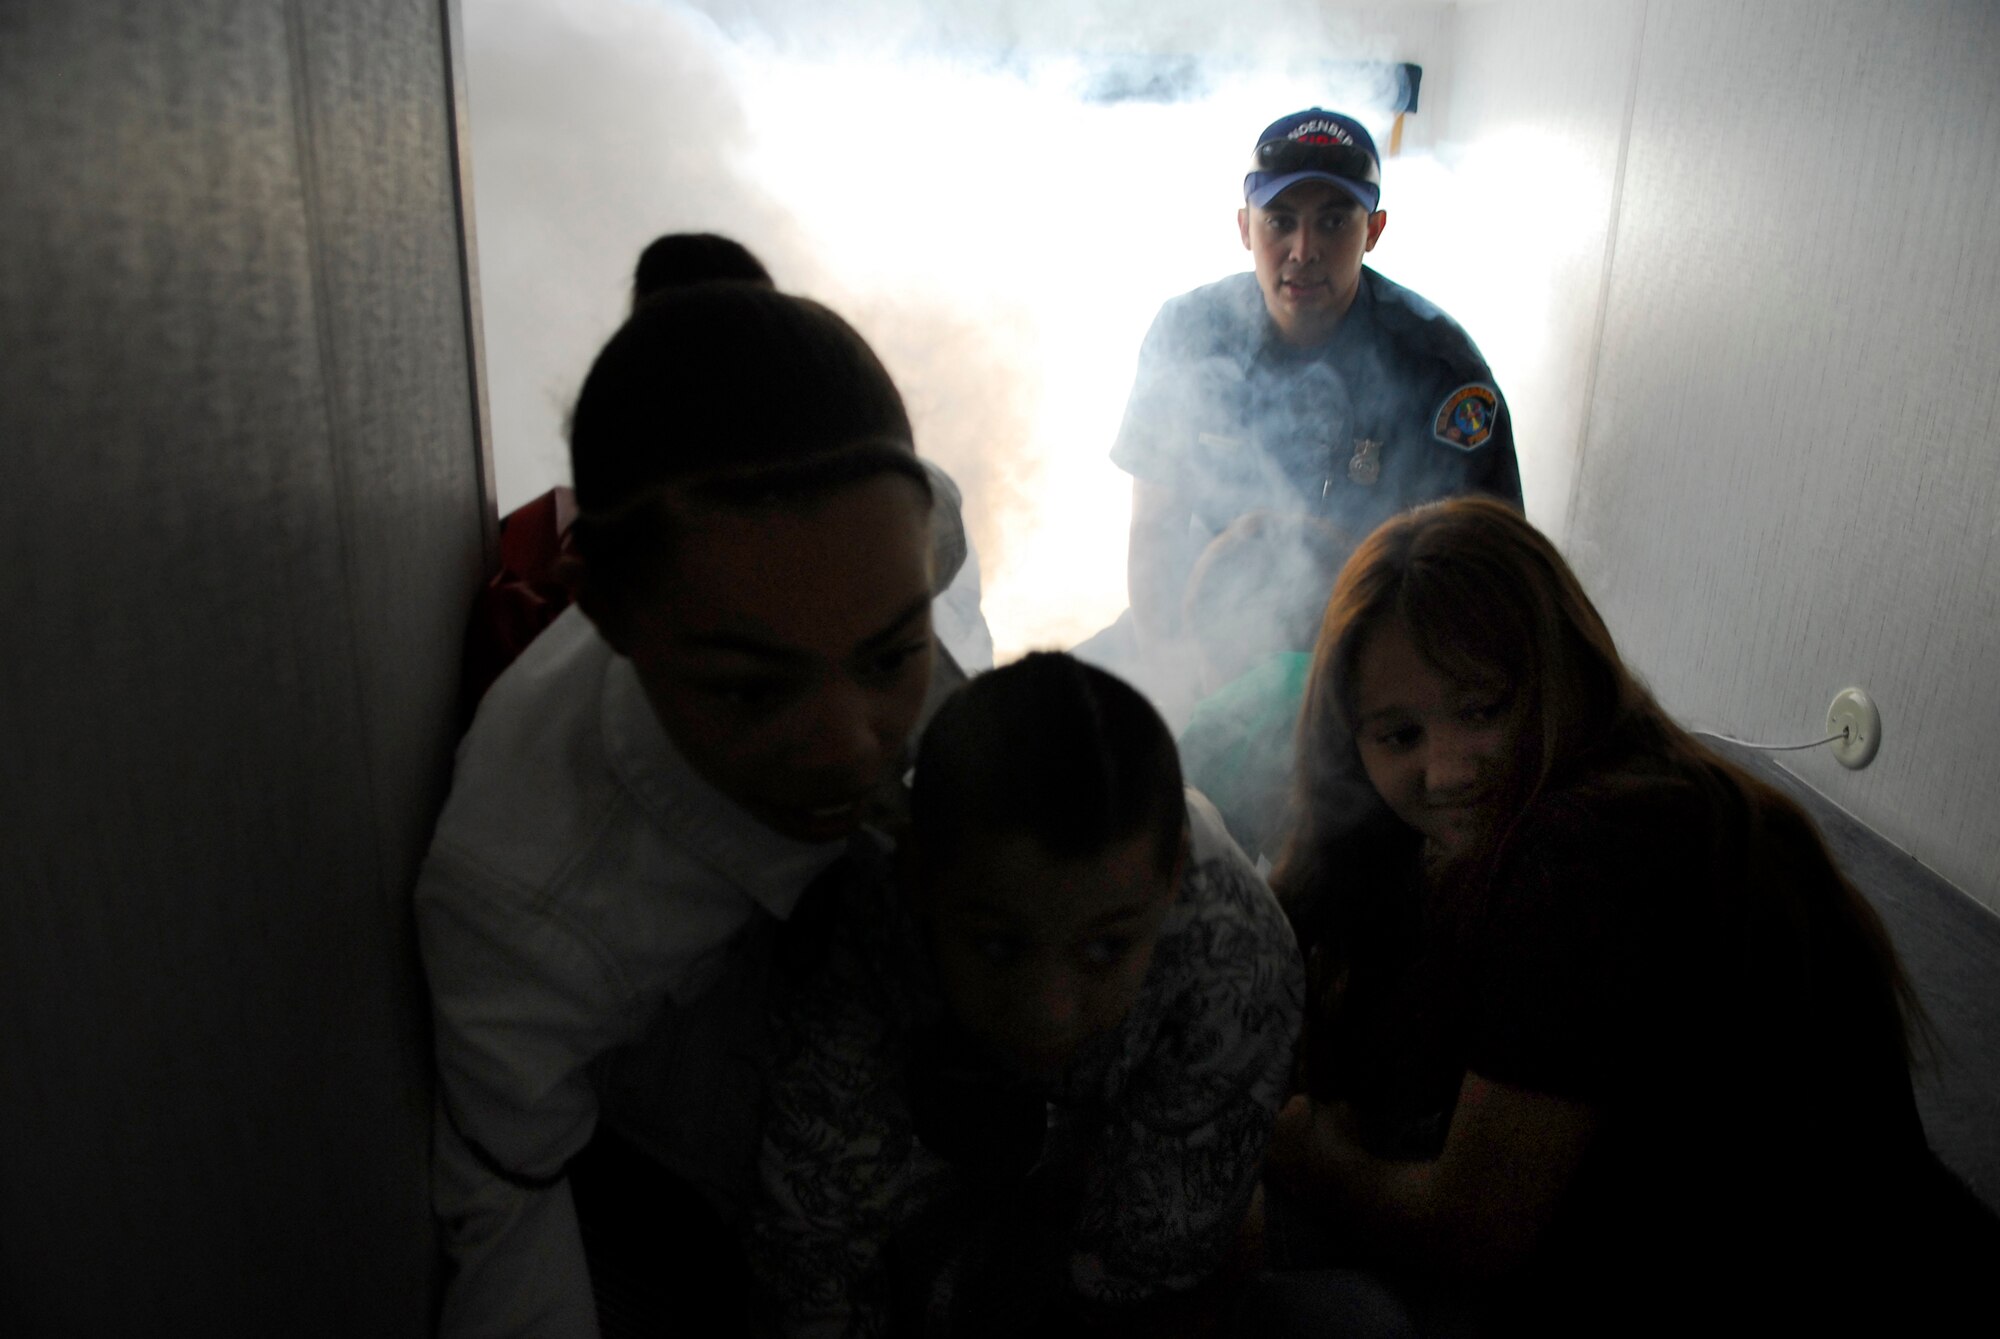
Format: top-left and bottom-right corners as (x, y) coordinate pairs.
(460, 487), (578, 729)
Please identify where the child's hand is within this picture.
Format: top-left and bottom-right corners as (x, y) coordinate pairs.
(1291, 946), (1350, 1094)
(1267, 1094), (1363, 1190)
(1308, 945), (1351, 1020)
(1224, 1180), (1267, 1276)
(1267, 1094), (1319, 1184)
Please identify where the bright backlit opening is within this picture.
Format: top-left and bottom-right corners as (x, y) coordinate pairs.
(470, 0), (1602, 661)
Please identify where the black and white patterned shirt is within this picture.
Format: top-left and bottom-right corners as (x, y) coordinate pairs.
(752, 792), (1304, 1336)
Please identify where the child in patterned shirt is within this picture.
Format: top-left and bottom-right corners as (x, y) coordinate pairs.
(753, 651), (1304, 1336)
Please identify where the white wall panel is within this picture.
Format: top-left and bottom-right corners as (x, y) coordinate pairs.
(1433, 0), (1645, 538)
(1563, 0), (2000, 911)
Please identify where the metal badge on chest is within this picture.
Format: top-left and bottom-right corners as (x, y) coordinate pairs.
(1347, 438), (1382, 486)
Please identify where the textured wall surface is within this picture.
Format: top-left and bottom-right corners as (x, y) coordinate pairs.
(0, 1), (487, 1332)
(1428, 0), (2000, 1192)
(1564, 0), (2000, 912)
(1439, 0), (1645, 541)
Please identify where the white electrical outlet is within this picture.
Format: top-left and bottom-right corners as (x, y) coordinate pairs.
(1826, 688), (1881, 770)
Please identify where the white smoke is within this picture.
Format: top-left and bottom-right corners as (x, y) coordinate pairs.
(465, 0), (1588, 659)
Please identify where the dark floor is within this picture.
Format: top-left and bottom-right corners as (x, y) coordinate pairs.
(1706, 738), (2000, 1211)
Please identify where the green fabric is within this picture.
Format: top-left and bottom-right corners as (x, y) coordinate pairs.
(1176, 653), (1312, 863)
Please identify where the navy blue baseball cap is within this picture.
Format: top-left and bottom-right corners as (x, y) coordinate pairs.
(1244, 109), (1382, 212)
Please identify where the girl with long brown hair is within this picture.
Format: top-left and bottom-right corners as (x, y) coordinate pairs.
(1259, 497), (1974, 1331)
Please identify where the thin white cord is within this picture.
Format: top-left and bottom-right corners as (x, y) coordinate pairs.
(1703, 727), (1849, 753)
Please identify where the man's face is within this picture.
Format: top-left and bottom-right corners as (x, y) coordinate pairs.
(1237, 181), (1388, 348)
(604, 474), (936, 845)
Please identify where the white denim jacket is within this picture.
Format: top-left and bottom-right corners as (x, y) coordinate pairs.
(420, 457), (978, 1337)
(417, 605), (852, 1337)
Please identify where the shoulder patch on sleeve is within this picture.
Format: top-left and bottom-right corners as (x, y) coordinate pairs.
(1433, 383), (1500, 450)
